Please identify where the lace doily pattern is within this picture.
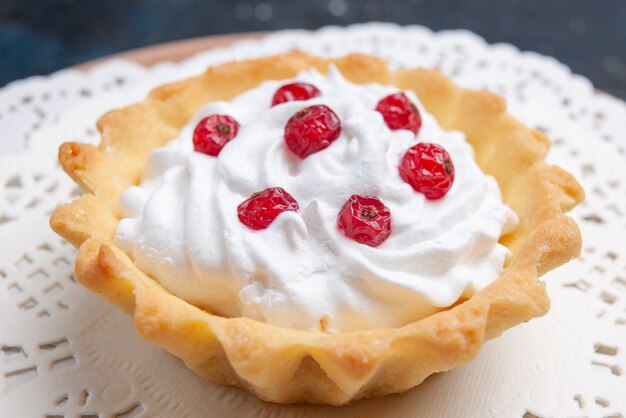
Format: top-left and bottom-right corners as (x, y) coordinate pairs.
(1, 23), (625, 417)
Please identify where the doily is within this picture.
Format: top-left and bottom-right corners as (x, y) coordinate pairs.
(1, 23), (625, 417)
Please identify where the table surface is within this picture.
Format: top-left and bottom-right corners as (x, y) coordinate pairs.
(73, 33), (618, 102)
(75, 33), (265, 71)
(1, 0), (625, 100)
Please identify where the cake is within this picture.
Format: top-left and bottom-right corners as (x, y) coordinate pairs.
(50, 51), (584, 405)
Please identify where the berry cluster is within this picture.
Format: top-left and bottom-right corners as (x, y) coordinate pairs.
(192, 82), (455, 247)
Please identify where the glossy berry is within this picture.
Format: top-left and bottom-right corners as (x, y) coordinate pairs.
(399, 142), (455, 199)
(237, 187), (299, 230)
(375, 93), (422, 134)
(193, 115), (240, 156)
(337, 195), (392, 247)
(271, 82), (321, 106)
(284, 105), (342, 159)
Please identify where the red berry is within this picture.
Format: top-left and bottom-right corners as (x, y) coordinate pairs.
(375, 93), (422, 134)
(237, 187), (300, 230)
(193, 114), (240, 156)
(271, 82), (321, 106)
(399, 143), (455, 199)
(284, 105), (342, 159)
(337, 195), (392, 247)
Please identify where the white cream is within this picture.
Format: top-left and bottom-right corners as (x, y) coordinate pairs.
(115, 68), (517, 332)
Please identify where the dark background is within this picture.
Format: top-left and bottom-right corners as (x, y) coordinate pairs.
(1, 0), (625, 99)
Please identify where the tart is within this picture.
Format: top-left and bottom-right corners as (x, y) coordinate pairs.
(50, 51), (584, 405)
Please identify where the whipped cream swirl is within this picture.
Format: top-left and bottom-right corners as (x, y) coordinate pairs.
(115, 68), (517, 332)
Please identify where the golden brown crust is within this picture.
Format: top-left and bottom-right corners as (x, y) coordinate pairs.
(50, 51), (584, 405)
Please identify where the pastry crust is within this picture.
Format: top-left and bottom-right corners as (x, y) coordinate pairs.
(50, 51), (584, 405)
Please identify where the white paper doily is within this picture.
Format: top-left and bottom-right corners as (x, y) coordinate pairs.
(1, 23), (625, 417)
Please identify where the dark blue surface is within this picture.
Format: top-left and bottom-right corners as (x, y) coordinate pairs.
(1, 0), (625, 99)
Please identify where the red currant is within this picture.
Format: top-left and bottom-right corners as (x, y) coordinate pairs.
(284, 105), (342, 159)
(271, 82), (321, 106)
(193, 114), (240, 156)
(237, 187), (300, 230)
(399, 143), (455, 199)
(337, 195), (392, 247)
(375, 93), (422, 134)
